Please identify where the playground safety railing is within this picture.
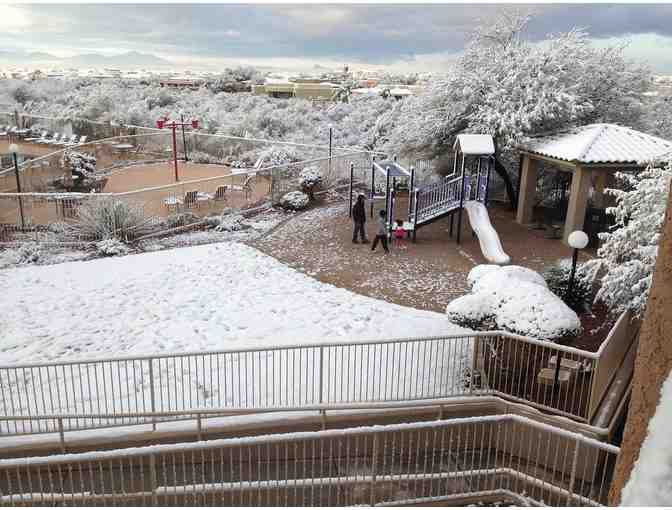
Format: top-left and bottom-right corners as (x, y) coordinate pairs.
(0, 414), (619, 506)
(0, 329), (634, 436)
(412, 174), (463, 224)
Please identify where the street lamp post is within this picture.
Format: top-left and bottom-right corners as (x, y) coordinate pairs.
(328, 125), (333, 176)
(180, 114), (189, 163)
(553, 229), (589, 392)
(9, 143), (25, 229)
(156, 117), (199, 182)
(566, 230), (589, 301)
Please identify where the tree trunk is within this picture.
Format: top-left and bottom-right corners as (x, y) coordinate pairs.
(608, 184), (672, 504)
(493, 156), (517, 209)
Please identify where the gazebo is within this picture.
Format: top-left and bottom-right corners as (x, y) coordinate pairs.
(516, 123), (672, 245)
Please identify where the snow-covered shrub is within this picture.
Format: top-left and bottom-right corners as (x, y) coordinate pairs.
(214, 213), (248, 232)
(188, 151), (226, 165)
(0, 243), (41, 268)
(299, 166), (323, 199)
(95, 238), (130, 256)
(68, 197), (152, 241)
(61, 150), (97, 178)
(543, 262), (594, 313)
(279, 191), (310, 211)
(446, 265), (582, 340)
(586, 164), (672, 318)
(256, 146), (301, 168)
(166, 212), (200, 229)
(57, 150), (105, 192)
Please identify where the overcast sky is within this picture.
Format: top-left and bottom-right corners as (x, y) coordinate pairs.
(3, 3), (672, 73)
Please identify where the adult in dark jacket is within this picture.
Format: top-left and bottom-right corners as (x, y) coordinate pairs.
(352, 194), (369, 243)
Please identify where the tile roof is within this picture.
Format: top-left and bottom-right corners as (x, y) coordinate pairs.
(519, 124), (672, 165)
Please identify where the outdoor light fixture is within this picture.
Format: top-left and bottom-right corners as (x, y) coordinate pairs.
(9, 143), (25, 229)
(155, 116), (199, 182)
(566, 230), (589, 301)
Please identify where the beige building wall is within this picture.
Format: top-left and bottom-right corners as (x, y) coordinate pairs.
(609, 185), (672, 503)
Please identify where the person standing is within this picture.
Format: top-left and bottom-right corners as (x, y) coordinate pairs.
(371, 209), (390, 253)
(351, 194), (369, 243)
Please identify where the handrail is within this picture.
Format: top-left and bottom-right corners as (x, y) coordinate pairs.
(0, 331), (600, 369)
(0, 413), (619, 507)
(0, 396), (614, 440)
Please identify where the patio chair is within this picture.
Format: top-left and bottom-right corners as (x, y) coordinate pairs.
(56, 134), (77, 146)
(46, 133), (63, 145)
(213, 185), (228, 202)
(163, 195), (183, 212)
(36, 132), (55, 144)
(183, 190), (199, 209)
(24, 130), (47, 142)
(64, 135), (81, 147)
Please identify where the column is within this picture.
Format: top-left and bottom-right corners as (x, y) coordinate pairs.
(592, 170), (607, 209)
(515, 154), (538, 225)
(563, 166), (592, 244)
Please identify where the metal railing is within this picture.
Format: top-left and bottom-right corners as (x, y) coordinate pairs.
(0, 330), (628, 435)
(412, 175), (463, 224)
(0, 414), (619, 506)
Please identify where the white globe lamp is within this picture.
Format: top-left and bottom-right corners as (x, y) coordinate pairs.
(568, 230), (589, 250)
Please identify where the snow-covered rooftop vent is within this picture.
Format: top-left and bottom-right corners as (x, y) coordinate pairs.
(520, 123), (672, 165)
(454, 134), (495, 156)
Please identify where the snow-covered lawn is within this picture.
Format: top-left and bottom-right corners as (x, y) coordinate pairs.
(0, 243), (469, 428)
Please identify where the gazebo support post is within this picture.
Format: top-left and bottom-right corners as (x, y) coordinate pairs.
(563, 166), (593, 245)
(516, 154), (538, 225)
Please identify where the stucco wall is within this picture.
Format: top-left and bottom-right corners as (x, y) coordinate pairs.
(609, 185), (672, 504)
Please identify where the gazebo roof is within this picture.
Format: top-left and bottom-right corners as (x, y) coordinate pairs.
(519, 123), (672, 165)
(454, 134), (495, 155)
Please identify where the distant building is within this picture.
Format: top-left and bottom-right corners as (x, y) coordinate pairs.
(159, 77), (205, 89)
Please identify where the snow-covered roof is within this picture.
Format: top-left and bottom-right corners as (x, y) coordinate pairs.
(520, 123), (672, 165)
(454, 134), (495, 156)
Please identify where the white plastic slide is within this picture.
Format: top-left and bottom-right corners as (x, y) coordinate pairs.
(464, 201), (511, 265)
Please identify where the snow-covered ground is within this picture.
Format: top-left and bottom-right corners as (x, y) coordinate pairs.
(0, 242), (468, 428)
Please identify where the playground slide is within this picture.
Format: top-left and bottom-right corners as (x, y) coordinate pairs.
(464, 201), (511, 265)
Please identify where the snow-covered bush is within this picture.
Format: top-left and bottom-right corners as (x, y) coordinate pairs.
(279, 191), (310, 211)
(446, 265), (582, 340)
(0, 243), (41, 268)
(166, 212), (200, 229)
(586, 164), (672, 318)
(95, 238), (130, 256)
(299, 166), (323, 199)
(256, 146), (301, 168)
(188, 151), (226, 165)
(543, 261), (594, 313)
(61, 150), (97, 178)
(214, 213), (248, 232)
(57, 150), (105, 192)
(68, 198), (152, 241)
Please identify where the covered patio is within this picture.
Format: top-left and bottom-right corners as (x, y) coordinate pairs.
(516, 123), (672, 245)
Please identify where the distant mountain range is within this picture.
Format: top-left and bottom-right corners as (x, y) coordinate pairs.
(0, 50), (171, 68)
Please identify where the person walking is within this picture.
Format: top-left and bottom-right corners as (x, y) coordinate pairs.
(371, 209), (390, 253)
(351, 194), (369, 243)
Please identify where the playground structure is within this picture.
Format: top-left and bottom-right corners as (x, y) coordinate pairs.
(350, 134), (510, 264)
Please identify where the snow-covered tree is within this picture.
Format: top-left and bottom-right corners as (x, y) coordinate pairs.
(381, 9), (651, 207)
(588, 162), (672, 318)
